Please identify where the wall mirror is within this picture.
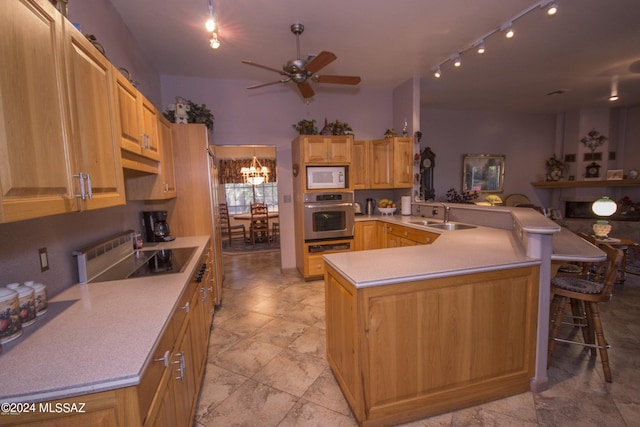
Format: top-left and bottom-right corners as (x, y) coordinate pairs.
(462, 154), (505, 193)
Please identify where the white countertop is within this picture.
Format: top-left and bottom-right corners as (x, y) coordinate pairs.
(330, 210), (604, 288)
(0, 236), (210, 403)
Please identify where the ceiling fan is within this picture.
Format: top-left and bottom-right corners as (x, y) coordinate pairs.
(242, 23), (361, 99)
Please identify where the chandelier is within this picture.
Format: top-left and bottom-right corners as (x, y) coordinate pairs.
(241, 156), (270, 185)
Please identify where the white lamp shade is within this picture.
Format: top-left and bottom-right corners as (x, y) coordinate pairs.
(591, 197), (617, 217)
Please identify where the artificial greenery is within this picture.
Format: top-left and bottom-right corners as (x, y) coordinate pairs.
(445, 188), (479, 203)
(292, 119), (318, 135)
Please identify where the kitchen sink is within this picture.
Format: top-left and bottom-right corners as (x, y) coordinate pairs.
(410, 220), (441, 226)
(426, 223), (476, 231)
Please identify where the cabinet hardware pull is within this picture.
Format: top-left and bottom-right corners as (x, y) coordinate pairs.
(85, 173), (93, 199)
(74, 173), (86, 199)
(200, 287), (207, 302)
(154, 350), (170, 367)
(173, 352), (185, 381)
(178, 302), (190, 313)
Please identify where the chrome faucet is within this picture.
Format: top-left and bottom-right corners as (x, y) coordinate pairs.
(442, 203), (451, 223)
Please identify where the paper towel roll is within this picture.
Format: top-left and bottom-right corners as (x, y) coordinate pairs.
(401, 196), (412, 215)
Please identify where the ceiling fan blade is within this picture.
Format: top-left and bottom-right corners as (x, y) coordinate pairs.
(303, 51), (337, 74)
(241, 60), (287, 76)
(314, 75), (362, 85)
(298, 82), (315, 99)
(246, 79), (290, 90)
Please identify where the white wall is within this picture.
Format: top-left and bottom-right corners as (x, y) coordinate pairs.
(160, 76), (393, 270)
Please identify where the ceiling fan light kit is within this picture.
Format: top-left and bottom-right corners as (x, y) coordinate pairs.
(242, 23), (361, 100)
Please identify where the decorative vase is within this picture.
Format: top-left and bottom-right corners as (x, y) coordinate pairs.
(592, 220), (612, 238)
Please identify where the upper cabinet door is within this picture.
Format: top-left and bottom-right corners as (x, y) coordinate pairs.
(113, 70), (143, 155)
(302, 136), (352, 164)
(370, 139), (394, 188)
(139, 95), (161, 161)
(64, 19), (125, 210)
(393, 137), (413, 188)
(0, 0), (76, 223)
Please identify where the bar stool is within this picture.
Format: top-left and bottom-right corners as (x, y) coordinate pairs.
(548, 243), (623, 382)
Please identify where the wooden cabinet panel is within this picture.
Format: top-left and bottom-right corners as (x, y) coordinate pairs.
(0, 0), (125, 223)
(370, 139), (394, 188)
(351, 140), (369, 189)
(383, 223), (438, 248)
(393, 137), (413, 188)
(64, 19), (125, 211)
(301, 136), (352, 164)
(325, 264), (540, 426)
(113, 68), (161, 170)
(304, 239), (354, 279)
(124, 115), (177, 200)
(352, 138), (413, 190)
(0, 0), (75, 223)
(354, 221), (379, 251)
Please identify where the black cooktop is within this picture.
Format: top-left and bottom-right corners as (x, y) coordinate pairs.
(90, 247), (197, 283)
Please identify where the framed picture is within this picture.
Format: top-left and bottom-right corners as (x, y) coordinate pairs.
(462, 154), (505, 193)
(606, 169), (623, 180)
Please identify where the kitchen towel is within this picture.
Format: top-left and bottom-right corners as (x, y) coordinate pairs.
(401, 196), (412, 215)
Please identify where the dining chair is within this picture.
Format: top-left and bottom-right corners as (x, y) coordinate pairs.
(249, 203), (270, 247)
(548, 243), (623, 382)
(219, 203), (246, 246)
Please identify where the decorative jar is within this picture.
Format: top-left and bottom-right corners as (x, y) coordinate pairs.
(0, 286), (22, 344)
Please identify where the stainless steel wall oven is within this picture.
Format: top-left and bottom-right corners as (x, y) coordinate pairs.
(303, 192), (355, 241)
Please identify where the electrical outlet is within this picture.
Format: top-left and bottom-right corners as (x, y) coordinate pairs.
(39, 247), (49, 272)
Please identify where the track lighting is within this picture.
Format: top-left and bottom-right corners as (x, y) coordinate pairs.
(429, 0), (560, 82)
(205, 0), (215, 32)
(504, 23), (515, 39)
(476, 40), (486, 54)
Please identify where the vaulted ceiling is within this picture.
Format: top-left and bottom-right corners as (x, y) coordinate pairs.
(110, 0), (640, 113)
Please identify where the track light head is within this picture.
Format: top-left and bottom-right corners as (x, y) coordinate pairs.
(453, 55), (461, 67)
(434, 66), (442, 78)
(547, 1), (558, 15)
(504, 23), (515, 39)
(477, 40), (486, 54)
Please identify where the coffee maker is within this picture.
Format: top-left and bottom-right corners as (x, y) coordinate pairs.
(142, 211), (175, 242)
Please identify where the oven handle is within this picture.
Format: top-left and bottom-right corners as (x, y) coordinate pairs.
(304, 202), (354, 209)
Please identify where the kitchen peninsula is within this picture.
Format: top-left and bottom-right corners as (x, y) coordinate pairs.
(323, 204), (605, 427)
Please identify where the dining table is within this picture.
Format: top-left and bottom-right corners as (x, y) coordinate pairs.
(232, 211), (279, 220)
(232, 211), (279, 244)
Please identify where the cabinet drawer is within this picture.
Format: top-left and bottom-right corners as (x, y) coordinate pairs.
(385, 224), (438, 244)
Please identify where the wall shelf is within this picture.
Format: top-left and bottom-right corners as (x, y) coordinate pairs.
(531, 179), (640, 189)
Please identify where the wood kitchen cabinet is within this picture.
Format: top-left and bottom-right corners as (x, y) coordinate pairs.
(354, 220), (380, 251)
(303, 239), (354, 279)
(300, 135), (352, 164)
(0, 0), (125, 224)
(325, 263), (539, 426)
(113, 66), (161, 173)
(382, 223), (439, 247)
(124, 115), (177, 200)
(352, 137), (413, 189)
(1, 245), (213, 427)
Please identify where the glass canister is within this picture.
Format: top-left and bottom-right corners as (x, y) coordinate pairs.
(6, 283), (36, 327)
(24, 281), (48, 316)
(0, 286), (22, 343)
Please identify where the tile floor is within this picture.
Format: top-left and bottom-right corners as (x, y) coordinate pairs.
(195, 251), (640, 426)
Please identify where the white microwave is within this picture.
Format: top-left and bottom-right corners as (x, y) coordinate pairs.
(306, 166), (347, 190)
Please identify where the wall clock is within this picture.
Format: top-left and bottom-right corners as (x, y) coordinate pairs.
(585, 162), (601, 178)
(420, 147), (436, 201)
